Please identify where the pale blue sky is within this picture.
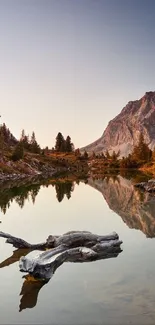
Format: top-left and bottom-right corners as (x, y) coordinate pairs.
(0, 0), (155, 148)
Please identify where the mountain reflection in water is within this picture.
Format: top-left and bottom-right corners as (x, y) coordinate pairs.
(0, 174), (155, 237)
(89, 175), (155, 238)
(0, 173), (155, 314)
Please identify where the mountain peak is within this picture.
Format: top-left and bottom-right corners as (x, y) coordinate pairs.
(142, 91), (155, 102)
(81, 91), (155, 157)
(144, 91), (155, 97)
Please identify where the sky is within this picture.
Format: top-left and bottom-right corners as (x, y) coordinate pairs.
(1, 0), (155, 149)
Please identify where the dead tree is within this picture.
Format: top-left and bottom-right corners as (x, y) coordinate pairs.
(0, 230), (123, 280)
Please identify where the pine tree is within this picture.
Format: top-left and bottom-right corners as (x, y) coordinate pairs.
(55, 132), (65, 152)
(21, 129), (25, 141)
(75, 148), (81, 157)
(12, 141), (24, 161)
(1, 124), (8, 141)
(101, 152), (105, 159)
(132, 133), (151, 162)
(31, 131), (36, 145)
(91, 151), (96, 159)
(111, 151), (117, 161)
(83, 150), (88, 159)
(65, 136), (73, 152)
(105, 150), (111, 159)
(30, 131), (41, 154)
(60, 141), (66, 152)
(55, 183), (65, 202)
(0, 127), (4, 153)
(20, 129), (29, 150)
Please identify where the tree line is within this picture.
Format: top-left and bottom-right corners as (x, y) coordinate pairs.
(0, 125), (78, 161)
(1, 122), (154, 170)
(12, 130), (41, 161)
(89, 133), (155, 169)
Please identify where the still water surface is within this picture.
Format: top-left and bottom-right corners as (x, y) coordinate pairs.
(0, 175), (155, 324)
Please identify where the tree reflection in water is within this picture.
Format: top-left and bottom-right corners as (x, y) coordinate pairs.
(0, 178), (78, 214)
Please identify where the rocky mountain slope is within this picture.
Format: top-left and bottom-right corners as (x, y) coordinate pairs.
(82, 91), (155, 157)
(88, 176), (155, 238)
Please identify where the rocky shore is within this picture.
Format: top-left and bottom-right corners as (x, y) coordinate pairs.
(0, 156), (67, 183)
(0, 169), (57, 183)
(134, 179), (155, 192)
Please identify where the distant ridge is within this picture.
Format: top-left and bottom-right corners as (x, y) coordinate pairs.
(81, 91), (155, 157)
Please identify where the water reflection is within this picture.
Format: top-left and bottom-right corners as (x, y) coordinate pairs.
(0, 243), (122, 312)
(1, 174), (155, 238)
(55, 181), (74, 202)
(88, 175), (155, 238)
(0, 248), (32, 269)
(0, 247), (48, 312)
(19, 275), (48, 312)
(1, 173), (155, 319)
(0, 178), (78, 213)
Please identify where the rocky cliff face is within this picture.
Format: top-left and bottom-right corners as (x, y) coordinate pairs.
(88, 176), (155, 238)
(82, 91), (155, 157)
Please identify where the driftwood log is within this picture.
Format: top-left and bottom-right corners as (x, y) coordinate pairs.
(0, 230), (123, 280)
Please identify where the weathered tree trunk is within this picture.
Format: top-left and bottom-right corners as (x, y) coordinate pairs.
(19, 243), (122, 280)
(0, 230), (122, 280)
(0, 230), (119, 249)
(0, 231), (47, 249)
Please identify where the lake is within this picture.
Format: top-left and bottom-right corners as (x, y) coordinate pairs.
(0, 174), (155, 324)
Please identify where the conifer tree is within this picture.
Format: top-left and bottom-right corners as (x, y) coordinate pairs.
(132, 133), (151, 162)
(75, 148), (81, 157)
(21, 129), (25, 141)
(0, 127), (4, 153)
(111, 150), (117, 161)
(30, 131), (41, 154)
(101, 152), (105, 159)
(92, 151), (96, 159)
(12, 141), (24, 161)
(65, 136), (73, 152)
(83, 150), (88, 159)
(20, 129), (29, 150)
(105, 150), (111, 159)
(55, 132), (65, 152)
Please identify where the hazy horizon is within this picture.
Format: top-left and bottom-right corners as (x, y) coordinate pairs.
(1, 0), (155, 149)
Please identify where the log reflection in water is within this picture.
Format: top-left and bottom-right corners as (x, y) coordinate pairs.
(19, 275), (48, 312)
(0, 248), (32, 269)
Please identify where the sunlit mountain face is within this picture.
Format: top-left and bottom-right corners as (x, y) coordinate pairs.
(82, 91), (155, 157)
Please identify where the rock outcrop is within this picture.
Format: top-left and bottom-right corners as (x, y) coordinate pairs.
(135, 179), (155, 192)
(82, 91), (155, 157)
